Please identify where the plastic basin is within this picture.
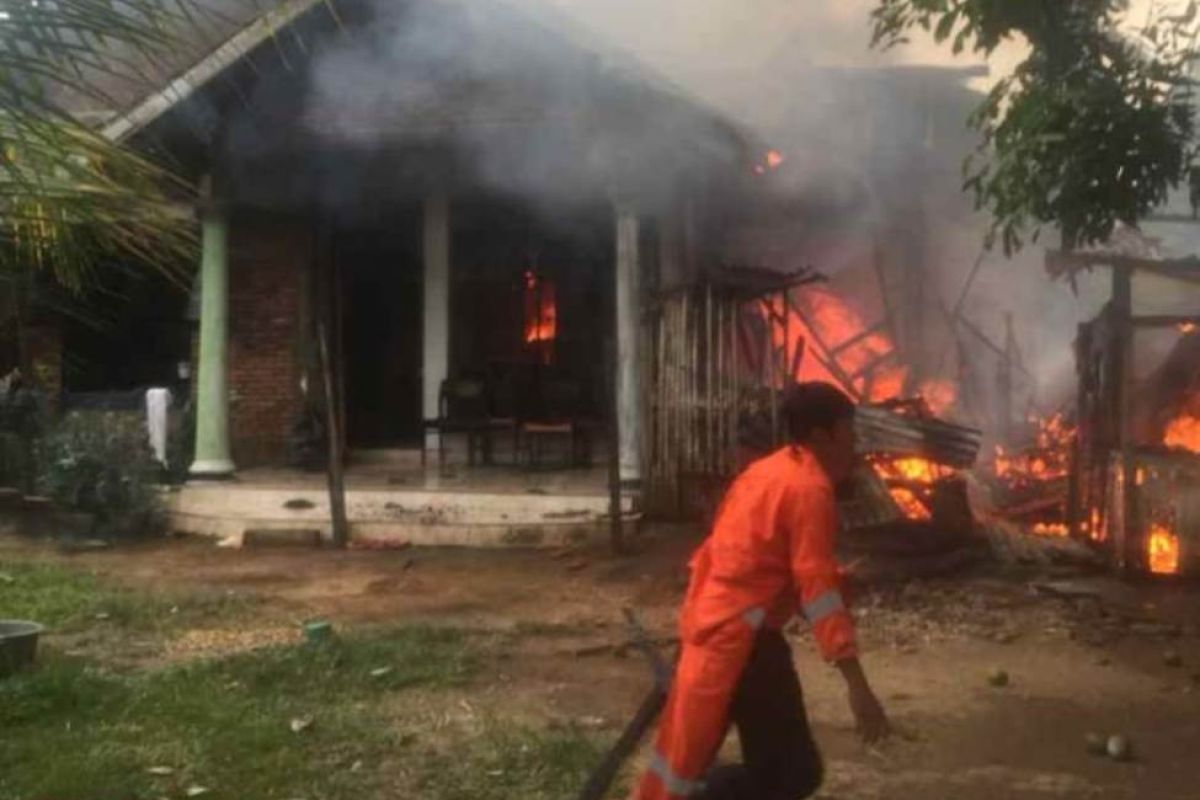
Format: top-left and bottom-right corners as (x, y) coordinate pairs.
(0, 620), (44, 677)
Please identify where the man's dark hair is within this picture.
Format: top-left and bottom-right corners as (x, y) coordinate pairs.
(782, 381), (855, 442)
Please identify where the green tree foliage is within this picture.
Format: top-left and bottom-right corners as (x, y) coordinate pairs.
(871, 0), (1200, 253)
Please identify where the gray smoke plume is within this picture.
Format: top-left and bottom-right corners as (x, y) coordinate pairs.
(280, 0), (1191, 423)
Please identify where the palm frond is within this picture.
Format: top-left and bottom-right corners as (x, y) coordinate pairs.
(0, 0), (263, 292)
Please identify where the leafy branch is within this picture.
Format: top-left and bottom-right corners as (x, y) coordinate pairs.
(871, 0), (1200, 253)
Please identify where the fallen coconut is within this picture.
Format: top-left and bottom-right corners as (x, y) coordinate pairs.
(987, 668), (1010, 688)
(1106, 734), (1133, 762)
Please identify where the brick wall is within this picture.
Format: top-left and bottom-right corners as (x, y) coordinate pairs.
(227, 215), (311, 467)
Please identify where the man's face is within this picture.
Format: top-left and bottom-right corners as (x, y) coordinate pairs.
(810, 415), (857, 484)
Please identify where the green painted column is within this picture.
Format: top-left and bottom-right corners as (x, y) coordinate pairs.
(189, 207), (235, 479)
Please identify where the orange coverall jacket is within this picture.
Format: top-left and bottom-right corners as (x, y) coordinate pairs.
(636, 445), (857, 800)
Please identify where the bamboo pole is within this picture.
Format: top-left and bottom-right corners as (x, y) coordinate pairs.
(730, 299), (740, 472)
(700, 284), (710, 472)
(687, 290), (697, 471)
(656, 302), (666, 492)
(782, 287), (791, 386)
(768, 295), (779, 445)
(716, 295), (725, 476)
(676, 298), (683, 488)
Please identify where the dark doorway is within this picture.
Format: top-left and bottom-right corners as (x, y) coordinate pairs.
(338, 210), (422, 448)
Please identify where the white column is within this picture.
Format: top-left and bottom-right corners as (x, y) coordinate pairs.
(423, 188), (451, 449)
(615, 206), (643, 489)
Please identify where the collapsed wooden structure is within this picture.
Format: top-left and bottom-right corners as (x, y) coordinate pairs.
(640, 265), (984, 523)
(1048, 248), (1200, 576)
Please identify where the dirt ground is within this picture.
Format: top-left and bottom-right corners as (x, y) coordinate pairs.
(7, 527), (1200, 800)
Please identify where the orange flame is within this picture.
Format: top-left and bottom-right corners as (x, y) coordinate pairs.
(1089, 507), (1106, 543)
(918, 378), (957, 417)
(766, 150), (785, 169)
(870, 456), (948, 520)
(993, 413), (1075, 485)
(763, 286), (957, 410)
(1164, 413), (1200, 454)
(888, 487), (931, 520)
(1179, 322), (1197, 334)
(1031, 522), (1068, 537)
(1147, 523), (1180, 575)
(523, 272), (557, 344)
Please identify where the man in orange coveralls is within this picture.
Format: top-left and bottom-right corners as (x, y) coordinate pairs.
(636, 381), (889, 800)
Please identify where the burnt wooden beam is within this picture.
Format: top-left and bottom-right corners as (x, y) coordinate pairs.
(784, 294), (862, 400)
(1131, 315), (1200, 329)
(829, 320), (886, 357)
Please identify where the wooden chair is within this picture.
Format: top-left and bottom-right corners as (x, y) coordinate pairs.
(519, 378), (595, 469)
(484, 370), (522, 465)
(420, 378), (491, 467)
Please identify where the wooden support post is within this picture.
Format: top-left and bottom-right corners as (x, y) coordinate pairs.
(317, 318), (348, 549)
(605, 338), (625, 554)
(1111, 266), (1136, 571)
(1067, 323), (1087, 540)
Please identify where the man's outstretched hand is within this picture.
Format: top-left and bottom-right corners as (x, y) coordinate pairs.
(847, 679), (890, 744)
(836, 657), (891, 745)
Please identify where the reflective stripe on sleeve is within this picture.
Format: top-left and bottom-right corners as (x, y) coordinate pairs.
(742, 606), (766, 630)
(802, 590), (845, 624)
(648, 751), (705, 797)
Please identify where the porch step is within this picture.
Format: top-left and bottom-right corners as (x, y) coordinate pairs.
(166, 484), (632, 549)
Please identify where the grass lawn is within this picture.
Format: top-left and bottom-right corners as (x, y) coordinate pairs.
(0, 558), (612, 800)
(0, 559), (254, 632)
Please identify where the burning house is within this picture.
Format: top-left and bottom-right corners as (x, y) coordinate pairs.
(27, 0), (786, 544)
(40, 1), (1148, 560)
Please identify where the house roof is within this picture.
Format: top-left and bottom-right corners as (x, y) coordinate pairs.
(99, 0), (754, 161)
(102, 0), (331, 142)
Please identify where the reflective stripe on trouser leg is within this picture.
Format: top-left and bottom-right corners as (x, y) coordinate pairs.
(802, 590), (845, 625)
(647, 751), (704, 797)
(634, 621), (759, 800)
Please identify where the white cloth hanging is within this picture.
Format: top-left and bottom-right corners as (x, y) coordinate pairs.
(145, 387), (172, 465)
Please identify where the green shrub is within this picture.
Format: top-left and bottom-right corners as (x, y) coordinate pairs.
(36, 411), (164, 538)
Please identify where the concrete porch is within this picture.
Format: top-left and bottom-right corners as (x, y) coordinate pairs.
(166, 449), (633, 548)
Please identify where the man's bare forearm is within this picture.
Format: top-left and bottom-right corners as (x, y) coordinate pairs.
(835, 656), (869, 688)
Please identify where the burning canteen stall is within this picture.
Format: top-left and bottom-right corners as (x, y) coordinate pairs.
(1047, 246), (1200, 578)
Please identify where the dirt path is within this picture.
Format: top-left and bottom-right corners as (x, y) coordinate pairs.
(5, 530), (1200, 799)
